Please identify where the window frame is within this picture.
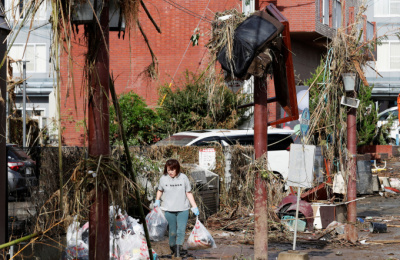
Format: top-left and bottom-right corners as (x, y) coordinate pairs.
(9, 43), (47, 73)
(376, 40), (400, 71)
(15, 107), (47, 128)
(193, 136), (221, 147)
(374, 0), (400, 17)
(6, 0), (48, 21)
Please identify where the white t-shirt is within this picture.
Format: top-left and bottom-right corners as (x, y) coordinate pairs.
(158, 173), (191, 212)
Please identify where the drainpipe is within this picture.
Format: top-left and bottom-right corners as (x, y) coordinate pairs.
(347, 93), (357, 225)
(88, 1), (110, 259)
(253, 76), (268, 259)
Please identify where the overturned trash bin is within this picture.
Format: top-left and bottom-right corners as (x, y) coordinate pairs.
(369, 222), (387, 233)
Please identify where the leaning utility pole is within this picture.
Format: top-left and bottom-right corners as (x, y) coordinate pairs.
(87, 1), (110, 259)
(253, 76), (269, 259)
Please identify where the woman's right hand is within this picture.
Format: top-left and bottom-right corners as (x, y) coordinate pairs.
(154, 199), (161, 208)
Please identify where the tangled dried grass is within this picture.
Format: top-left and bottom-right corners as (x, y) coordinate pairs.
(305, 2), (388, 190)
(206, 9), (246, 65)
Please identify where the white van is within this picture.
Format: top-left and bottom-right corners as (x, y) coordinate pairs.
(155, 127), (295, 181)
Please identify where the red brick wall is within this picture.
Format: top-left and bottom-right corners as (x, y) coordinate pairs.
(60, 0), (241, 146)
(258, 0), (316, 32)
(60, 33), (88, 146)
(60, 0), (324, 146)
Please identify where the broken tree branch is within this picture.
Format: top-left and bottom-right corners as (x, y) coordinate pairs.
(140, 0), (161, 34)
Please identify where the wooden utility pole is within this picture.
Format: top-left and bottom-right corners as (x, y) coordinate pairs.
(0, 13), (10, 245)
(253, 76), (269, 259)
(88, 1), (110, 259)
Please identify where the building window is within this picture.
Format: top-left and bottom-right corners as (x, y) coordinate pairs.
(16, 108), (47, 128)
(9, 44), (47, 73)
(375, 0), (400, 17)
(6, 0), (47, 21)
(322, 0), (330, 25)
(242, 0), (255, 16)
(377, 41), (400, 71)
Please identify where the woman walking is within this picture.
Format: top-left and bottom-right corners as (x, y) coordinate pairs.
(154, 159), (199, 257)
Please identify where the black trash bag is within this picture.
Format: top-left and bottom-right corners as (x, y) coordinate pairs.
(218, 11), (284, 79)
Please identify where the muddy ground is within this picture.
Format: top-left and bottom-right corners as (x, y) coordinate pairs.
(151, 157), (400, 259)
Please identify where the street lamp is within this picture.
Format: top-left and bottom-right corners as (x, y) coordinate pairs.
(342, 71), (358, 232)
(71, 0), (125, 31)
(342, 72), (358, 92)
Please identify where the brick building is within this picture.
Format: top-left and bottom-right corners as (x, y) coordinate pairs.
(59, 0), (372, 146)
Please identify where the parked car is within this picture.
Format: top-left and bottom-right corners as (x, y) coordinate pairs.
(377, 107), (400, 144)
(7, 144), (38, 188)
(8, 168), (26, 193)
(155, 128), (295, 181)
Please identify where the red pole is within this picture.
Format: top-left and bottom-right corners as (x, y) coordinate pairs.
(253, 77), (268, 259)
(88, 1), (110, 259)
(397, 94), (400, 125)
(347, 101), (357, 224)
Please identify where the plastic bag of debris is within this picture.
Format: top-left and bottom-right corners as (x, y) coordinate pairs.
(64, 209), (150, 260)
(63, 240), (89, 260)
(187, 217), (217, 250)
(110, 206), (145, 235)
(111, 230), (157, 260)
(63, 217), (89, 260)
(66, 216), (82, 247)
(145, 206), (168, 241)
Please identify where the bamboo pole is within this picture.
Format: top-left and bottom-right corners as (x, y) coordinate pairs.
(109, 76), (154, 260)
(52, 0), (64, 216)
(0, 232), (42, 250)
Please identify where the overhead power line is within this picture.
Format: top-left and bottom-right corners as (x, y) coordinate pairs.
(160, 0), (214, 23)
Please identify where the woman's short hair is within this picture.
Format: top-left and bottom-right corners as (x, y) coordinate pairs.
(163, 159), (180, 175)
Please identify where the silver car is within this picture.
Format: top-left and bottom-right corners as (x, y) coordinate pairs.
(8, 168), (25, 193)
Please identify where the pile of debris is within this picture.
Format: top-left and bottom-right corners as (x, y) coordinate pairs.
(63, 207), (156, 260)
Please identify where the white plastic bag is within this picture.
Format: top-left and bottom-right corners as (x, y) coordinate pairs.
(63, 240), (89, 260)
(110, 206), (129, 232)
(113, 231), (157, 260)
(145, 207), (168, 241)
(126, 216), (145, 235)
(66, 216), (83, 247)
(187, 217), (216, 250)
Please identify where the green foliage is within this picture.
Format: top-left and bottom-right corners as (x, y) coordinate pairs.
(109, 92), (164, 146)
(374, 111), (395, 145)
(356, 84), (377, 145)
(157, 70), (251, 134)
(110, 71), (250, 146)
(307, 60), (382, 146)
(307, 60), (325, 114)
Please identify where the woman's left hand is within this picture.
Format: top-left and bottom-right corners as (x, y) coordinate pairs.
(191, 207), (200, 216)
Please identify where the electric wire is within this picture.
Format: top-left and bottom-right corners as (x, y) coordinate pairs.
(159, 0), (212, 106)
(160, 0), (214, 23)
